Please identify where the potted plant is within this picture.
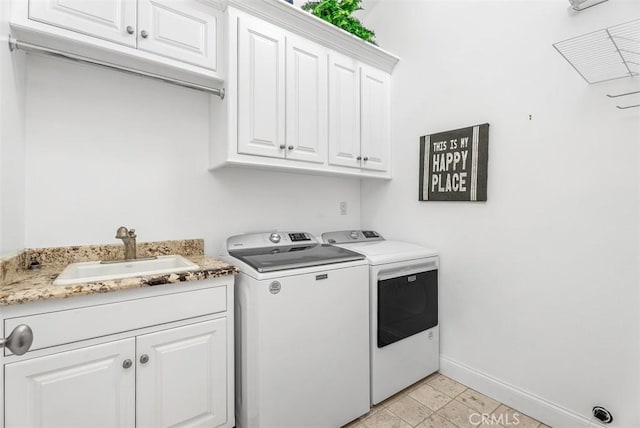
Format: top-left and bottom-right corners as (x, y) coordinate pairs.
(301, 0), (376, 45)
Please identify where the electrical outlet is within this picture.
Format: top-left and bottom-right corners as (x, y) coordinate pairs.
(340, 201), (347, 215)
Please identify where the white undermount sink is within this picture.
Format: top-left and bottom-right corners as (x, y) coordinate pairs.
(53, 255), (200, 286)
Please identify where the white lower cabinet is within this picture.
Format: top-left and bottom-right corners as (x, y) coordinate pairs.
(5, 338), (136, 428)
(136, 319), (227, 428)
(1, 279), (233, 428)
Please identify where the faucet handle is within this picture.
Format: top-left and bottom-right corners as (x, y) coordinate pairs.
(115, 226), (128, 239)
(128, 229), (136, 238)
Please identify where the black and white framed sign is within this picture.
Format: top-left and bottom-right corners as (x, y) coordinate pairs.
(419, 123), (489, 202)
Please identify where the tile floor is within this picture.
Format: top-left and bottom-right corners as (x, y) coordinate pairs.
(343, 373), (551, 428)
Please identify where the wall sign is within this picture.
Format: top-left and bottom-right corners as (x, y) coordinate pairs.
(419, 123), (489, 202)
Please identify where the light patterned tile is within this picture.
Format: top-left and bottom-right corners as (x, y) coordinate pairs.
(409, 383), (453, 411)
(477, 423), (507, 428)
(436, 400), (481, 428)
(407, 372), (441, 393)
(492, 405), (541, 428)
(362, 409), (412, 428)
(387, 395), (433, 426)
(416, 413), (459, 428)
(427, 374), (468, 397)
(456, 389), (501, 413)
(342, 421), (366, 428)
(376, 389), (408, 408)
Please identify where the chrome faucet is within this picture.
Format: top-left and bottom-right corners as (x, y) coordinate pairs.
(115, 226), (137, 260)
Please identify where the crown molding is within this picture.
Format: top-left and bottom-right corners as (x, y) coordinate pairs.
(222, 0), (399, 73)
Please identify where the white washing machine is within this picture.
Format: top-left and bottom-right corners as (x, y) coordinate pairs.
(322, 230), (440, 405)
(223, 231), (370, 428)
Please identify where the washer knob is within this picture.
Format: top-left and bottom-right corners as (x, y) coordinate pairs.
(350, 231), (359, 240)
(269, 233), (281, 243)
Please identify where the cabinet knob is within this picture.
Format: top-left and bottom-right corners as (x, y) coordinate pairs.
(279, 144), (286, 150)
(123, 359), (133, 369)
(287, 145), (294, 150)
(356, 156), (362, 161)
(1, 324), (33, 356)
(363, 156), (369, 161)
(126, 26), (134, 35)
(140, 354), (150, 364)
(140, 30), (149, 39)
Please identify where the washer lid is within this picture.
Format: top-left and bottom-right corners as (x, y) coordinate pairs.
(230, 244), (365, 272)
(227, 231), (365, 272)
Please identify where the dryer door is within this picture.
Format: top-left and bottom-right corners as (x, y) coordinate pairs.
(377, 269), (438, 348)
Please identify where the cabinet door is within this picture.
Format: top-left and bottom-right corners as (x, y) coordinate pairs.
(137, 0), (219, 70)
(360, 65), (391, 172)
(29, 0), (137, 47)
(285, 34), (328, 164)
(136, 319), (228, 428)
(5, 338), (135, 428)
(328, 52), (361, 169)
(237, 14), (286, 159)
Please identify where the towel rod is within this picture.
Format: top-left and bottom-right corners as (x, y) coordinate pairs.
(616, 104), (640, 109)
(607, 90), (640, 98)
(8, 36), (225, 99)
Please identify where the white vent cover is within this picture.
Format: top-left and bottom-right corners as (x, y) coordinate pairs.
(553, 18), (640, 84)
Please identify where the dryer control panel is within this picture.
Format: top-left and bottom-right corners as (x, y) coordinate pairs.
(322, 230), (385, 244)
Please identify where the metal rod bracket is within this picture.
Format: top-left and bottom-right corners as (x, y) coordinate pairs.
(8, 35), (16, 52)
(607, 90), (640, 98)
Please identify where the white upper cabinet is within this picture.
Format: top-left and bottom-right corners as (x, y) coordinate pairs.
(286, 34), (328, 164)
(328, 57), (391, 173)
(328, 52), (361, 169)
(235, 15), (328, 165)
(237, 14), (286, 159)
(28, 0), (137, 47)
(13, 0), (222, 88)
(360, 64), (391, 172)
(137, 0), (218, 70)
(210, 5), (398, 179)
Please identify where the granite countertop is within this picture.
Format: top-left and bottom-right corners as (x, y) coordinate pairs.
(0, 239), (239, 307)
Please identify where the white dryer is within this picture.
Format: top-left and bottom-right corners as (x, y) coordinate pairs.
(322, 230), (440, 405)
(223, 231), (370, 428)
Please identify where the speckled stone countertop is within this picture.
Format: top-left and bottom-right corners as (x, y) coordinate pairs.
(0, 239), (238, 307)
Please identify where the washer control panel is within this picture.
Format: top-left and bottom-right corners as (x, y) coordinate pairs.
(288, 233), (311, 242)
(322, 230), (385, 244)
(269, 233), (281, 243)
(228, 231), (317, 250)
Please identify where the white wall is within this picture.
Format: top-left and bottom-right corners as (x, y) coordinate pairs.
(23, 55), (361, 253)
(361, 1), (640, 427)
(0, 1), (26, 258)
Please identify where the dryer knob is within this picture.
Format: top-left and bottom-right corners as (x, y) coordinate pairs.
(269, 233), (281, 243)
(350, 231), (359, 240)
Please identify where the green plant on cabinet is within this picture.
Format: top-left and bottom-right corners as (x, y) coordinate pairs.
(301, 0), (376, 45)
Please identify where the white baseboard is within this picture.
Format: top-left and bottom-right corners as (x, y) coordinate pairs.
(439, 355), (601, 428)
